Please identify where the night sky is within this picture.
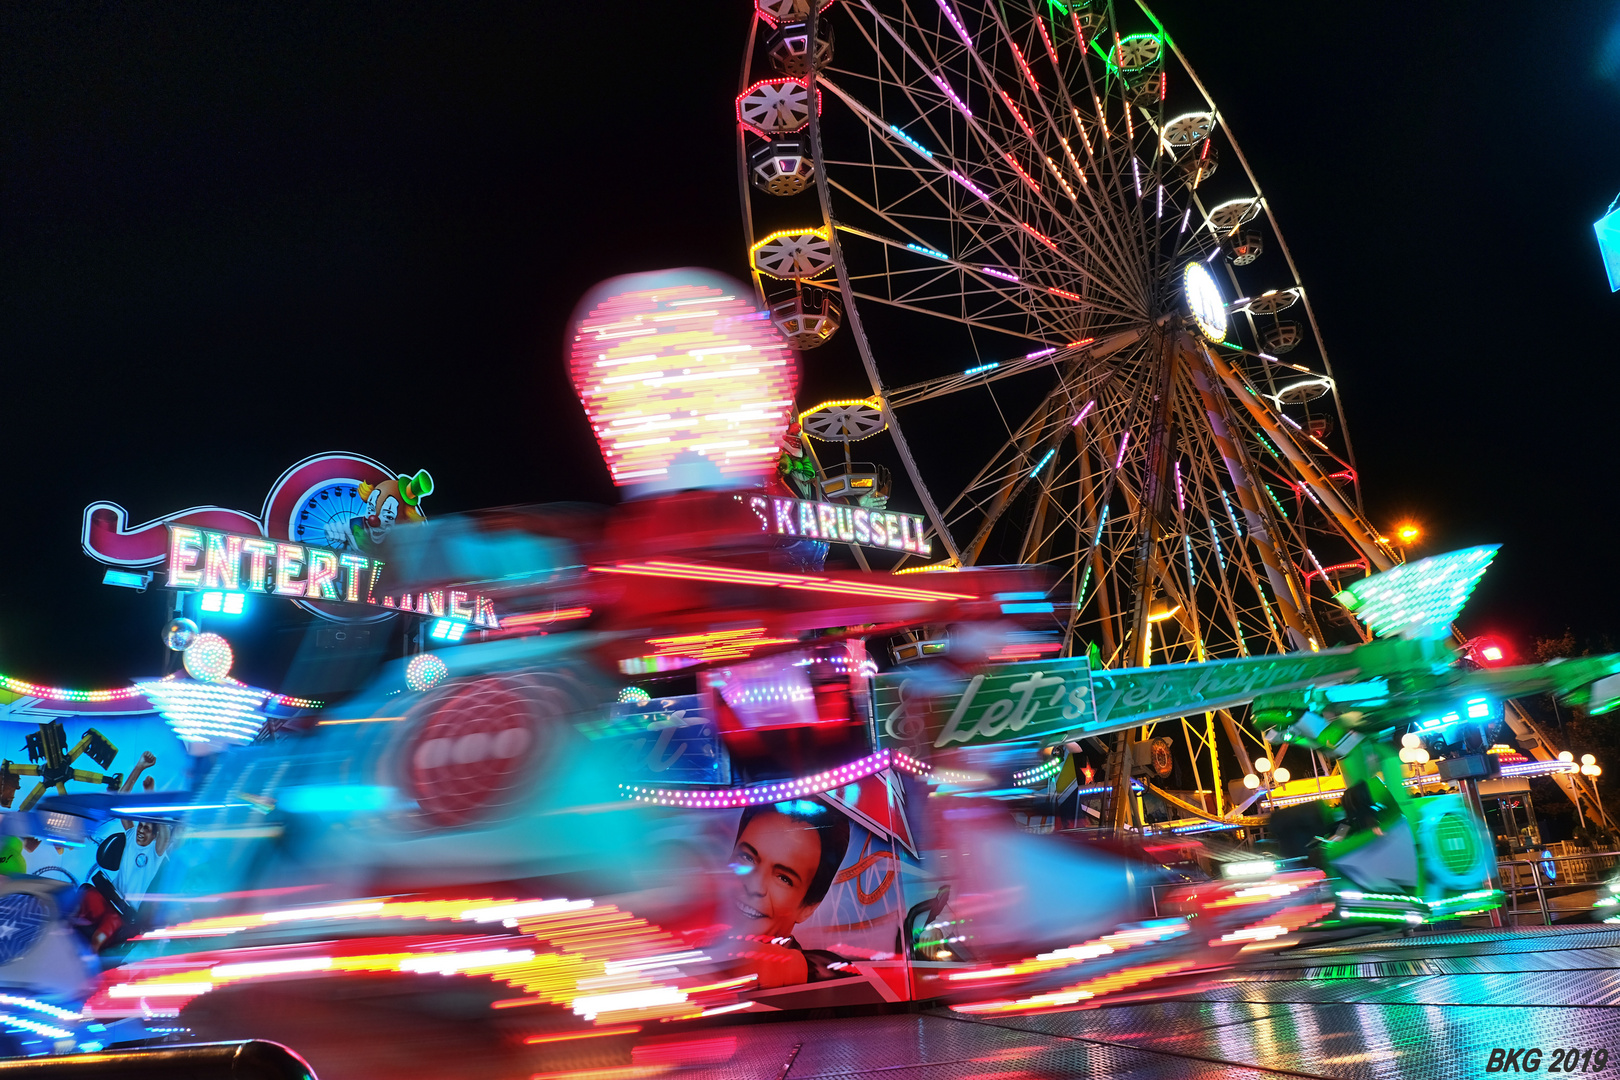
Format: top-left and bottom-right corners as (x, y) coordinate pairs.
(3, 1), (1619, 691)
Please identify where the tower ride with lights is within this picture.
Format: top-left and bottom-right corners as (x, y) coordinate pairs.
(733, 0), (1610, 833)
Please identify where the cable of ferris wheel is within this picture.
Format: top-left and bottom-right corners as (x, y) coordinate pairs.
(1049, 5), (1154, 274)
(992, 0), (1154, 291)
(825, 209), (1141, 324)
(1140, 0), (1366, 515)
(930, 333), (1150, 524)
(960, 344), (1163, 568)
(883, 330), (1129, 408)
(848, 0), (1153, 304)
(804, 0), (962, 565)
(841, 4), (1145, 302)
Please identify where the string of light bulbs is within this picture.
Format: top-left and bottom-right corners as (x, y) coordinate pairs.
(619, 749), (980, 809)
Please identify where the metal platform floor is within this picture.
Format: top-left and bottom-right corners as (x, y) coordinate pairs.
(694, 924), (1620, 1079)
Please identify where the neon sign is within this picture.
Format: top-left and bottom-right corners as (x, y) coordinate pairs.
(749, 494), (932, 556)
(165, 526), (500, 628)
(83, 452), (434, 623)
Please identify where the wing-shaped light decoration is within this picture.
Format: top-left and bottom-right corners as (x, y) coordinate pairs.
(136, 675), (271, 745)
(1335, 545), (1500, 639)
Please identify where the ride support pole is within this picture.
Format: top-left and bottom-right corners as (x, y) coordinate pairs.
(1460, 776), (1506, 928)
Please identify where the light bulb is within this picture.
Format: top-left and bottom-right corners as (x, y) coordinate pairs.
(1255, 757), (1272, 773)
(1272, 767), (1290, 784)
(1582, 754), (1596, 766)
(1243, 774), (1259, 789)
(1401, 733), (1421, 749)
(1560, 751), (1575, 763)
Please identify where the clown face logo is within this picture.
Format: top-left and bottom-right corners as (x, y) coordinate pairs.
(362, 483), (401, 546)
(316, 470), (434, 555)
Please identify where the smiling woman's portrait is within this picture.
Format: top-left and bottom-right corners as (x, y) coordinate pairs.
(726, 799), (852, 987)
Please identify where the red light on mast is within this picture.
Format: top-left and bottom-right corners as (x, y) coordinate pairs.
(1465, 636), (1509, 667)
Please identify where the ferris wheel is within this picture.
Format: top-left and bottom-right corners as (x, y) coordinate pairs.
(736, 0), (1400, 685)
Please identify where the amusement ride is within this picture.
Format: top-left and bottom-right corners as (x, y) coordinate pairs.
(0, 4), (1612, 1072)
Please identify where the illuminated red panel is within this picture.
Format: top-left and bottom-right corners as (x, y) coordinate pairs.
(569, 270), (799, 488)
(590, 559), (976, 602)
(406, 675), (554, 828)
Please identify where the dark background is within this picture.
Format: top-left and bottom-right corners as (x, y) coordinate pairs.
(2, 1), (1618, 690)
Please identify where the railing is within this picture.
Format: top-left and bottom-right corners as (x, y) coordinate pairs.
(0, 1041), (316, 1079)
(1496, 849), (1620, 926)
(1141, 849), (1620, 926)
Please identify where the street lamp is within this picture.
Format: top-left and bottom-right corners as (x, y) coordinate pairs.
(1246, 757), (1290, 800)
(1563, 753), (1606, 837)
(1398, 731), (1431, 766)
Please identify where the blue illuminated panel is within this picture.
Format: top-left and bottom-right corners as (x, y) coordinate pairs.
(1596, 202), (1620, 292)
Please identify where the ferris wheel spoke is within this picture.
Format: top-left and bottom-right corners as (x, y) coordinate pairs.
(885, 327), (1138, 408)
(939, 347), (1144, 510)
(837, 284), (1079, 342)
(918, 0), (1143, 266)
(943, 355), (1161, 563)
(818, 99), (1147, 312)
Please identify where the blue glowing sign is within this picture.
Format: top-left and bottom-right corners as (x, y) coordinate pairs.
(1596, 199), (1620, 292)
(200, 591), (247, 615)
(1415, 696), (1498, 733)
(428, 619), (467, 642)
(102, 569), (152, 591)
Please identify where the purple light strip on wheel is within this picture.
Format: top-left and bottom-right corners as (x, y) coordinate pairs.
(933, 73), (972, 117)
(949, 169), (990, 201)
(936, 0), (973, 47)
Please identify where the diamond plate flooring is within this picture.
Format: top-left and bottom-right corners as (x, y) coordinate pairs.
(687, 925), (1620, 1079)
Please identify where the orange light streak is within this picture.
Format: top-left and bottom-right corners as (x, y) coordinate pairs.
(501, 607), (593, 629)
(526, 1025), (642, 1045)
